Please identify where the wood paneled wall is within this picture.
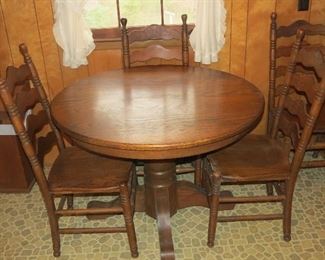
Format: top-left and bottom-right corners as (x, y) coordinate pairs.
(0, 0), (324, 134)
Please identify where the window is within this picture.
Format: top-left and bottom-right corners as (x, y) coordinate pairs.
(85, 0), (196, 33)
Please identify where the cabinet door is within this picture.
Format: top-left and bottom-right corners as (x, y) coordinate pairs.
(0, 135), (34, 192)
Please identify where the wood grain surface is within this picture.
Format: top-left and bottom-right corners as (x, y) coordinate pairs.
(51, 66), (264, 160)
(0, 0), (323, 136)
(51, 65), (264, 259)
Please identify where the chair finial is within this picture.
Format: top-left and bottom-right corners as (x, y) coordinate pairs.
(271, 12), (277, 21)
(296, 28), (305, 41)
(121, 18), (127, 28)
(181, 14), (187, 25)
(19, 43), (28, 56)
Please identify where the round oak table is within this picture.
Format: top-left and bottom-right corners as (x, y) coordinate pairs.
(51, 66), (264, 259)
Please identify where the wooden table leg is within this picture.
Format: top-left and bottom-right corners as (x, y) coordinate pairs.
(87, 164), (234, 260)
(144, 161), (177, 260)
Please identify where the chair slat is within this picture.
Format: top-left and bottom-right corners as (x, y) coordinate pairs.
(5, 65), (30, 95)
(130, 45), (182, 63)
(128, 24), (181, 43)
(37, 131), (57, 165)
(296, 46), (325, 77)
(15, 85), (39, 117)
(120, 14), (189, 68)
(275, 65), (315, 79)
(284, 95), (308, 127)
(277, 20), (325, 38)
(291, 73), (317, 103)
(276, 46), (292, 58)
(278, 110), (300, 148)
(26, 110), (47, 137)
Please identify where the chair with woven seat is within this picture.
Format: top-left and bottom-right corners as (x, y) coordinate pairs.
(204, 30), (325, 247)
(120, 14), (202, 184)
(268, 12), (325, 168)
(0, 43), (138, 258)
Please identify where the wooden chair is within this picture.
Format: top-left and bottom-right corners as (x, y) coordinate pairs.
(0, 44), (138, 258)
(268, 12), (325, 168)
(204, 30), (325, 247)
(120, 14), (202, 184)
(120, 14), (189, 68)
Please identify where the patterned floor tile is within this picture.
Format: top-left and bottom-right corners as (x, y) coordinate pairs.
(0, 167), (324, 259)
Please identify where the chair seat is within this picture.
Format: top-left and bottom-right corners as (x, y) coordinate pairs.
(207, 135), (291, 182)
(48, 147), (133, 195)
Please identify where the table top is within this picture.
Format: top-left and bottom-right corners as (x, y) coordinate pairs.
(51, 66), (264, 159)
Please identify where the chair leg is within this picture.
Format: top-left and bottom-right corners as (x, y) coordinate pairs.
(312, 151), (319, 158)
(67, 195), (73, 209)
(120, 184), (139, 258)
(194, 157), (202, 186)
(45, 196), (61, 257)
(207, 193), (220, 247)
(266, 183), (274, 196)
(207, 173), (221, 248)
(283, 180), (293, 242)
(50, 220), (61, 257)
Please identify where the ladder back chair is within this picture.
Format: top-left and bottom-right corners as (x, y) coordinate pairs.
(120, 14), (189, 68)
(269, 12), (325, 168)
(0, 44), (138, 258)
(204, 30), (325, 247)
(120, 14), (202, 184)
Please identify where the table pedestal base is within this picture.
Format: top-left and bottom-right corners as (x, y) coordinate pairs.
(139, 161), (234, 260)
(87, 161), (234, 260)
(144, 161), (176, 259)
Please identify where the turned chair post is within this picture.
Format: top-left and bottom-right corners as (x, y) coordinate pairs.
(0, 44), (139, 258)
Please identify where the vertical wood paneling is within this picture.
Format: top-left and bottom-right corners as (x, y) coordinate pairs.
(59, 48), (89, 87)
(309, 0), (325, 24)
(245, 0), (276, 134)
(230, 0), (248, 77)
(61, 65), (89, 88)
(206, 0), (232, 72)
(0, 0), (323, 134)
(275, 0), (311, 25)
(0, 0), (49, 92)
(309, 0), (325, 45)
(34, 0), (64, 99)
(273, 1), (312, 79)
(88, 49), (122, 75)
(0, 2), (12, 77)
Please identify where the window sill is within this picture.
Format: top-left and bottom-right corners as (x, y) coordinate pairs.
(92, 28), (121, 43)
(92, 24), (195, 43)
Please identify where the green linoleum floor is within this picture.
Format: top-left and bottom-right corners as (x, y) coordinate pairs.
(0, 167), (324, 259)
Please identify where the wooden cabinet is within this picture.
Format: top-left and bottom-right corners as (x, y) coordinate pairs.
(0, 106), (35, 192)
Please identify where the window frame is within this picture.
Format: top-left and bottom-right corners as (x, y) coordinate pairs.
(90, 0), (195, 42)
(92, 25), (194, 43)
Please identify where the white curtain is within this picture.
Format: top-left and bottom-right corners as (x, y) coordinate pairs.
(53, 0), (95, 69)
(190, 0), (227, 64)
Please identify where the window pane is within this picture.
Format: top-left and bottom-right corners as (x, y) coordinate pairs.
(164, 0), (196, 24)
(120, 0), (161, 26)
(84, 0), (118, 28)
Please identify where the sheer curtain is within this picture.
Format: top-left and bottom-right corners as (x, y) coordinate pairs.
(53, 0), (95, 69)
(190, 0), (227, 64)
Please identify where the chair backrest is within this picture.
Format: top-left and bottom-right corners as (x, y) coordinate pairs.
(268, 12), (325, 133)
(271, 32), (325, 179)
(0, 44), (64, 196)
(120, 14), (189, 68)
